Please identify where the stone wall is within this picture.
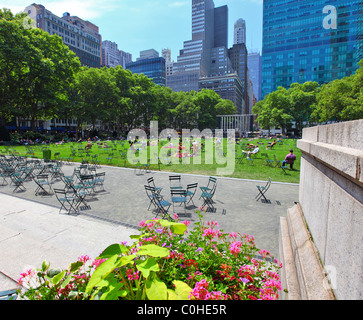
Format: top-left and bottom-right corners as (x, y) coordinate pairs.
(279, 119), (363, 300)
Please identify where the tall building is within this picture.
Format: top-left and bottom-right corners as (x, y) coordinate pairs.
(162, 48), (174, 76)
(167, 0), (216, 92)
(248, 51), (262, 101)
(126, 50), (166, 86)
(234, 18), (246, 45)
(24, 4), (102, 68)
(137, 49), (159, 61)
(167, 0), (253, 114)
(261, 0), (362, 99)
(102, 40), (132, 69)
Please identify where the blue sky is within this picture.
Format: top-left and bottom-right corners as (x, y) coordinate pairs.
(1, 0), (263, 61)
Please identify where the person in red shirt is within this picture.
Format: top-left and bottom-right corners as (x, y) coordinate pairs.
(282, 149), (296, 169)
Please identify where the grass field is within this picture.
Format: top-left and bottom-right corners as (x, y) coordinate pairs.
(1, 138), (301, 184)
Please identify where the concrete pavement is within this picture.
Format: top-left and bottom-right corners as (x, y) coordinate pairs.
(0, 162), (300, 293)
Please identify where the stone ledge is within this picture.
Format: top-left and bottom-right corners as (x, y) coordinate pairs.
(297, 140), (363, 183)
(279, 217), (301, 300)
(279, 204), (335, 300)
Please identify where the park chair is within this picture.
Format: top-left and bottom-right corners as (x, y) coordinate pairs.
(170, 189), (187, 213)
(272, 155), (281, 168)
(144, 185), (159, 211)
(34, 174), (53, 196)
(106, 153), (114, 163)
(50, 163), (64, 183)
(10, 172), (26, 193)
(261, 153), (273, 167)
(93, 172), (106, 192)
(54, 188), (78, 214)
(66, 182), (90, 211)
(79, 174), (96, 196)
(169, 175), (182, 190)
(281, 164), (289, 175)
(147, 177), (162, 194)
(0, 289), (17, 300)
(255, 177), (272, 203)
(200, 182), (217, 212)
(151, 191), (172, 219)
(186, 183), (198, 206)
(200, 176), (216, 194)
(91, 154), (101, 168)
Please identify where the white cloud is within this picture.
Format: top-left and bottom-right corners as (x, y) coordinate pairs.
(0, 0), (123, 20)
(168, 1), (188, 8)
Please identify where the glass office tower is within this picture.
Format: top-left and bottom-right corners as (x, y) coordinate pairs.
(261, 0), (362, 99)
(126, 57), (166, 86)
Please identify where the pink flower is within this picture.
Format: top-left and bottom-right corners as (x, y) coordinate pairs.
(182, 220), (191, 227)
(229, 241), (242, 256)
(229, 232), (237, 239)
(92, 258), (106, 269)
(78, 255), (90, 263)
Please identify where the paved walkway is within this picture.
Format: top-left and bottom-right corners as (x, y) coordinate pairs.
(0, 162), (299, 292)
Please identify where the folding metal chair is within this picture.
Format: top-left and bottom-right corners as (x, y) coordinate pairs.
(199, 177), (216, 199)
(144, 185), (158, 211)
(54, 188), (78, 214)
(154, 194), (172, 219)
(200, 182), (217, 212)
(169, 175), (182, 190)
(171, 189), (187, 213)
(186, 183), (198, 206)
(147, 177), (162, 194)
(255, 177), (272, 203)
(94, 172), (106, 192)
(281, 164), (289, 175)
(10, 172), (26, 193)
(34, 174), (53, 196)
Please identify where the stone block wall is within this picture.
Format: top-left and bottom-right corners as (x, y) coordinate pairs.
(279, 120), (363, 300)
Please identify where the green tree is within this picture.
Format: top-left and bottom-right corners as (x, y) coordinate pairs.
(0, 9), (81, 130)
(288, 81), (319, 134)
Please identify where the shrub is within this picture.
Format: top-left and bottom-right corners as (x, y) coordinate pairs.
(17, 211), (282, 300)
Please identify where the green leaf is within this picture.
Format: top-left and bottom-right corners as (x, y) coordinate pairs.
(51, 270), (65, 285)
(136, 258), (159, 279)
(69, 261), (83, 273)
(61, 274), (72, 288)
(136, 244), (170, 258)
(158, 220), (187, 235)
(145, 277), (168, 300)
(99, 278), (124, 300)
(98, 243), (128, 259)
(86, 254), (136, 295)
(168, 281), (193, 300)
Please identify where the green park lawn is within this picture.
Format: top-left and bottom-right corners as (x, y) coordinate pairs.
(1, 138), (301, 184)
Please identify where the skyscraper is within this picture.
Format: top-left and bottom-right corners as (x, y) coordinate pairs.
(234, 18), (246, 45)
(126, 50), (166, 86)
(167, 0), (254, 114)
(167, 0), (217, 92)
(248, 51), (262, 102)
(24, 4), (102, 68)
(261, 0), (362, 99)
(102, 40), (132, 69)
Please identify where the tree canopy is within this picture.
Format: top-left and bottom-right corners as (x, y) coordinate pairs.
(252, 61), (363, 135)
(0, 8), (236, 136)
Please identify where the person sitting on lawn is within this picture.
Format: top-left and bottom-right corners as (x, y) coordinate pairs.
(85, 141), (92, 150)
(243, 145), (259, 158)
(282, 149), (296, 169)
(267, 140), (276, 150)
